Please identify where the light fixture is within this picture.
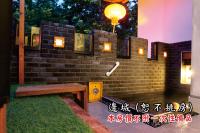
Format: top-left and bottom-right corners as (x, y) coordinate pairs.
(54, 36), (65, 48)
(173, 102), (180, 111)
(138, 48), (144, 55)
(104, 3), (126, 33)
(181, 65), (192, 84)
(163, 51), (167, 58)
(181, 52), (192, 85)
(104, 0), (128, 3)
(103, 42), (112, 52)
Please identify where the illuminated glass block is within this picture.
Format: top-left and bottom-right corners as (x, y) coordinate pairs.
(138, 48), (144, 55)
(54, 36), (65, 48)
(103, 42), (112, 52)
(163, 51), (167, 58)
(181, 52), (192, 85)
(181, 65), (192, 84)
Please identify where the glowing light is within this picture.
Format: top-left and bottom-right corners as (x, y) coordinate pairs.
(163, 51), (167, 58)
(138, 12), (148, 25)
(103, 42), (112, 52)
(54, 36), (65, 48)
(104, 0), (128, 3)
(173, 102), (180, 111)
(138, 48), (144, 55)
(176, 120), (189, 129)
(104, 3), (126, 32)
(181, 65), (192, 84)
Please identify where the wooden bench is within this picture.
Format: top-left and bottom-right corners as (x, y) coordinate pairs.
(16, 83), (88, 112)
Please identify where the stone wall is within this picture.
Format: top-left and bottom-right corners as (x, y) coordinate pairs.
(165, 41), (191, 94)
(10, 21), (186, 98)
(151, 41), (192, 94)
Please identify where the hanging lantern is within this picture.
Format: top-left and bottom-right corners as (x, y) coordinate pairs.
(104, 3), (126, 33)
(104, 0), (128, 3)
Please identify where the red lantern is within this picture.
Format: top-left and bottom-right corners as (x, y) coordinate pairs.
(104, 3), (127, 32)
(104, 0), (128, 3)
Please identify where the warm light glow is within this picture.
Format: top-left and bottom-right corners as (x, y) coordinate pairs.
(103, 42), (112, 52)
(54, 36), (65, 48)
(104, 0), (128, 3)
(104, 3), (126, 32)
(181, 65), (192, 84)
(176, 120), (189, 129)
(138, 12), (148, 25)
(173, 102), (180, 111)
(138, 48), (144, 55)
(163, 51), (167, 58)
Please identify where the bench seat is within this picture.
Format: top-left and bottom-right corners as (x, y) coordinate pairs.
(16, 83), (88, 112)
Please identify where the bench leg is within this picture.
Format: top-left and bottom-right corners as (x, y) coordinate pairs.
(83, 90), (88, 112)
(79, 90), (88, 112)
(72, 86), (88, 112)
(73, 91), (88, 112)
(72, 92), (81, 101)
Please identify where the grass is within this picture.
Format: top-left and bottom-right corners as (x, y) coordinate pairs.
(7, 84), (93, 133)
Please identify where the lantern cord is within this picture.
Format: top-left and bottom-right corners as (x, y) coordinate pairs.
(113, 25), (116, 33)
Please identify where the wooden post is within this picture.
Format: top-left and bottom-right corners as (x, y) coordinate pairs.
(0, 104), (7, 133)
(19, 0), (25, 85)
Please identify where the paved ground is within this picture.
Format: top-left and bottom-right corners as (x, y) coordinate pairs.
(88, 102), (200, 133)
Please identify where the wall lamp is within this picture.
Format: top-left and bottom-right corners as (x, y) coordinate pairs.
(54, 36), (65, 48)
(163, 51), (167, 58)
(138, 48), (144, 55)
(103, 42), (112, 52)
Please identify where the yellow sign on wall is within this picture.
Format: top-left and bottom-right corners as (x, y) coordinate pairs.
(89, 82), (103, 102)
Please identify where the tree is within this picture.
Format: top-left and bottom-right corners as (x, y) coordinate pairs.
(116, 0), (138, 38)
(12, 0), (138, 37)
(13, 0), (62, 26)
(62, 0), (108, 33)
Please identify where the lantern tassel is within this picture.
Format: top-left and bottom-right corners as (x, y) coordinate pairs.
(113, 25), (116, 33)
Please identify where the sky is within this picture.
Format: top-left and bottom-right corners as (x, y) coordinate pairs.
(138, 0), (192, 57)
(58, 0), (63, 5)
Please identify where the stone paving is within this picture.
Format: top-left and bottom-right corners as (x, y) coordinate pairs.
(89, 102), (200, 133)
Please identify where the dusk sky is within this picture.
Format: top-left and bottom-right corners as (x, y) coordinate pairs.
(138, 0), (192, 57)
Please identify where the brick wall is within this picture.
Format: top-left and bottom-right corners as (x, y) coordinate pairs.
(10, 21), (187, 98)
(165, 41), (191, 94)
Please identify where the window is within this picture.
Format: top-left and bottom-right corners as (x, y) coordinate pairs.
(15, 25), (41, 50)
(74, 33), (93, 55)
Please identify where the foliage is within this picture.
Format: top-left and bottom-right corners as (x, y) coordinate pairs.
(116, 0), (138, 38)
(7, 84), (92, 133)
(13, 0), (137, 37)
